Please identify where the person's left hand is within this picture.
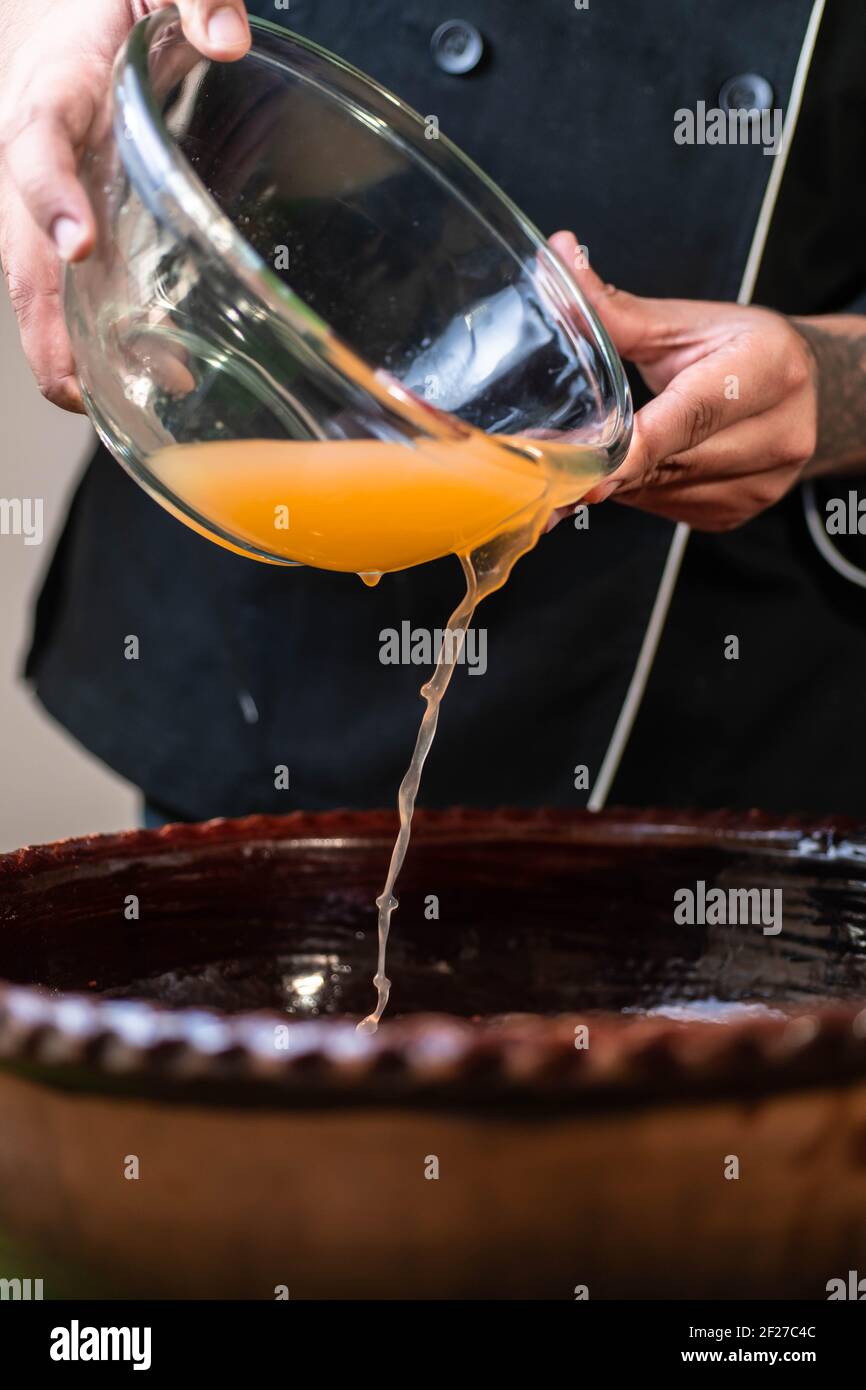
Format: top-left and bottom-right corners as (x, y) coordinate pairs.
(549, 230), (818, 531)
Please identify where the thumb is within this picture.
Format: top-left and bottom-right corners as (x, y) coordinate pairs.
(166, 1), (252, 60)
(587, 362), (729, 499)
(548, 229), (671, 362)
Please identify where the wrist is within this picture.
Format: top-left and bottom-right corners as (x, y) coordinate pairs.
(791, 315), (866, 478)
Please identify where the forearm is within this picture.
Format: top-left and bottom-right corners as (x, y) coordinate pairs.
(793, 314), (866, 478)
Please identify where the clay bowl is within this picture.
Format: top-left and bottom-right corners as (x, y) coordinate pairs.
(2, 807), (866, 1299)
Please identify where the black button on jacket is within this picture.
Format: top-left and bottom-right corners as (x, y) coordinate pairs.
(25, 0), (866, 818)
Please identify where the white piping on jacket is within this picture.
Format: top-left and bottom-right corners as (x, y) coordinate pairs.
(588, 0), (828, 811)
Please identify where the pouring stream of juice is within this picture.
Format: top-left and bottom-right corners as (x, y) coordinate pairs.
(152, 431), (607, 1030)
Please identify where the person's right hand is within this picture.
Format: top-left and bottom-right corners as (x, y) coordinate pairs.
(0, 0), (251, 412)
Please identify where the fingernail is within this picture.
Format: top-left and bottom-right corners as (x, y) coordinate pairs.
(50, 216), (84, 261)
(207, 6), (248, 48)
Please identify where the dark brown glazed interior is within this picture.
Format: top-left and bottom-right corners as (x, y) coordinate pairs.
(1, 807), (866, 1103)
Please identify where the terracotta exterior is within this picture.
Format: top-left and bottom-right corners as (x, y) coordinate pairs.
(1, 808), (865, 1297)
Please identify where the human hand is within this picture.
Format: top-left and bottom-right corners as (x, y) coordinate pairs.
(0, 0), (251, 411)
(550, 230), (818, 531)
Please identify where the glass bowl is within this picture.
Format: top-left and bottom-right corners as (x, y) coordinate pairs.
(64, 6), (632, 577)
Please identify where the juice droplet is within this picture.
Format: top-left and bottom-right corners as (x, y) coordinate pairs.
(358, 571), (382, 587)
(356, 902), (395, 1034)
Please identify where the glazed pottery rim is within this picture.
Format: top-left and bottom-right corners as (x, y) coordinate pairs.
(2, 806), (866, 1107)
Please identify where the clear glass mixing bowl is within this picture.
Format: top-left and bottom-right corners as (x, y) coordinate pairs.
(64, 5), (632, 574)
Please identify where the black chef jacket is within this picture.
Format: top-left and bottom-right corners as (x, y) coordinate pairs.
(24, 0), (866, 819)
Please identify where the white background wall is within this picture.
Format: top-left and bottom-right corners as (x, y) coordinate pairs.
(0, 287), (136, 850)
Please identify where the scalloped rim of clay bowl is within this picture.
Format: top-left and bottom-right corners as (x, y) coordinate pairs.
(1, 806), (866, 1108)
